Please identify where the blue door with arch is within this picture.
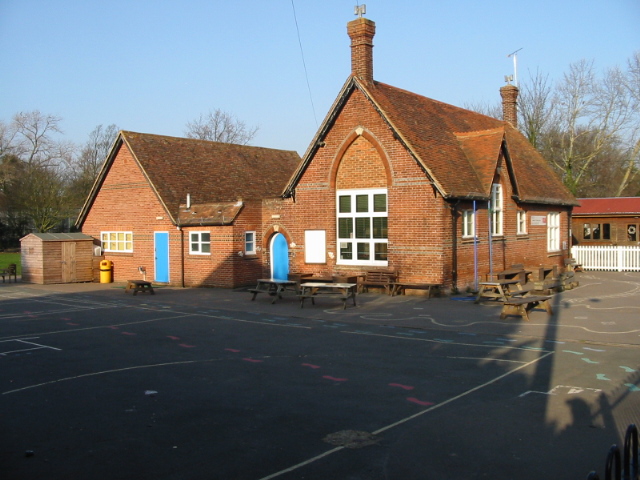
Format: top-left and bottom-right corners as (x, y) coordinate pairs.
(154, 232), (169, 283)
(271, 233), (289, 280)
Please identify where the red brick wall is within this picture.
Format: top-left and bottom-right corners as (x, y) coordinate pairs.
(82, 144), (264, 288)
(261, 87), (572, 291)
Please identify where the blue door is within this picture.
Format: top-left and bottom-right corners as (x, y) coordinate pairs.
(154, 232), (170, 283)
(271, 233), (289, 280)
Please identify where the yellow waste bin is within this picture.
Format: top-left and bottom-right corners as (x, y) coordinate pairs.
(99, 260), (113, 283)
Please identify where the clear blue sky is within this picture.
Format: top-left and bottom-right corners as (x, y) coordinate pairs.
(1, 0), (638, 155)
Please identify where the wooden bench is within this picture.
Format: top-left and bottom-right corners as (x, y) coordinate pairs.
(126, 280), (155, 296)
(298, 282), (357, 309)
(564, 258), (583, 272)
(506, 284), (537, 298)
(391, 283), (442, 298)
(358, 270), (397, 295)
(500, 295), (552, 321)
(1, 264), (17, 283)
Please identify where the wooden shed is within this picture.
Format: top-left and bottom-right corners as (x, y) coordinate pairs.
(20, 233), (97, 284)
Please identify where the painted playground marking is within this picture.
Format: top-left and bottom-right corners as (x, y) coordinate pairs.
(0, 338), (61, 356)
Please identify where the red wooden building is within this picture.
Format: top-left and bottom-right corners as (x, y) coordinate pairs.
(572, 197), (640, 246)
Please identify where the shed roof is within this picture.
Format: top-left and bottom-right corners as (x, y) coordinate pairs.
(573, 197), (640, 216)
(21, 233), (95, 242)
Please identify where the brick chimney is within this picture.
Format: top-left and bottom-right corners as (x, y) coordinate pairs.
(347, 17), (375, 85)
(500, 84), (519, 128)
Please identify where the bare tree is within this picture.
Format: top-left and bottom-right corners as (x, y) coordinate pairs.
(69, 124), (119, 205)
(0, 111), (77, 234)
(185, 109), (258, 145)
(515, 55), (640, 197)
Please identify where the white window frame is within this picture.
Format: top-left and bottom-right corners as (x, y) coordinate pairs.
(517, 210), (527, 235)
(244, 231), (256, 255)
(462, 210), (475, 238)
(336, 188), (388, 267)
(101, 231), (133, 252)
(547, 212), (560, 252)
(189, 231), (211, 255)
(491, 183), (503, 236)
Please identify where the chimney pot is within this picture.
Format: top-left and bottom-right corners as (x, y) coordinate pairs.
(347, 17), (376, 85)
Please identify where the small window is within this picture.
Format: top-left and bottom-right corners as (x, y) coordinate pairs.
(101, 231), (133, 252)
(583, 223), (591, 240)
(462, 210), (475, 238)
(491, 183), (503, 236)
(190, 231), (211, 255)
(517, 210), (527, 235)
(628, 224), (638, 242)
(547, 213), (560, 252)
(603, 224), (610, 240)
(245, 231), (256, 255)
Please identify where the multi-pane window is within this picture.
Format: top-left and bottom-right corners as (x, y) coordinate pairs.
(245, 231), (256, 255)
(462, 210), (475, 238)
(517, 210), (527, 235)
(190, 231), (210, 255)
(583, 223), (610, 241)
(337, 188), (388, 265)
(491, 183), (503, 236)
(101, 232), (133, 252)
(547, 212), (560, 252)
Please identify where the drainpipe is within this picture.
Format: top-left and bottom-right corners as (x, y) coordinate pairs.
(488, 200), (493, 280)
(473, 200), (478, 291)
(177, 225), (185, 288)
(451, 202), (459, 292)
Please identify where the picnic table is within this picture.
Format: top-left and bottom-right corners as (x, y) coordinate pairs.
(1, 264), (17, 283)
(249, 278), (298, 304)
(298, 282), (357, 309)
(475, 279), (522, 303)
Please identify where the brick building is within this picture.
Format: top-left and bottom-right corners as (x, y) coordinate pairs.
(259, 17), (577, 291)
(572, 197), (640, 246)
(78, 16), (577, 291)
(76, 131), (300, 287)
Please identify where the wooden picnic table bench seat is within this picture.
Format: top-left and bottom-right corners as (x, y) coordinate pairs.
(564, 258), (583, 272)
(1, 264), (17, 283)
(126, 280), (154, 296)
(298, 282), (357, 309)
(391, 282), (442, 298)
(506, 284), (537, 298)
(358, 270), (398, 294)
(500, 295), (552, 321)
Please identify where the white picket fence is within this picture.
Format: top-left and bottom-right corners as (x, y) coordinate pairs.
(571, 245), (640, 272)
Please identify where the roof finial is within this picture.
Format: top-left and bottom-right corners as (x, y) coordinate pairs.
(354, 4), (366, 18)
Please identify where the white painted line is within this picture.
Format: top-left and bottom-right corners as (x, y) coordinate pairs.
(257, 351), (554, 480)
(16, 339), (61, 351)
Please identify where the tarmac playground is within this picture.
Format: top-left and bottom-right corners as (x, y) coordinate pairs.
(1, 271), (639, 479)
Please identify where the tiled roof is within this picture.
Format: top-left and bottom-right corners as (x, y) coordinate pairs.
(176, 201), (243, 226)
(289, 77), (576, 206)
(366, 80), (576, 205)
(573, 197), (640, 216)
(121, 132), (300, 214)
(78, 131), (300, 227)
